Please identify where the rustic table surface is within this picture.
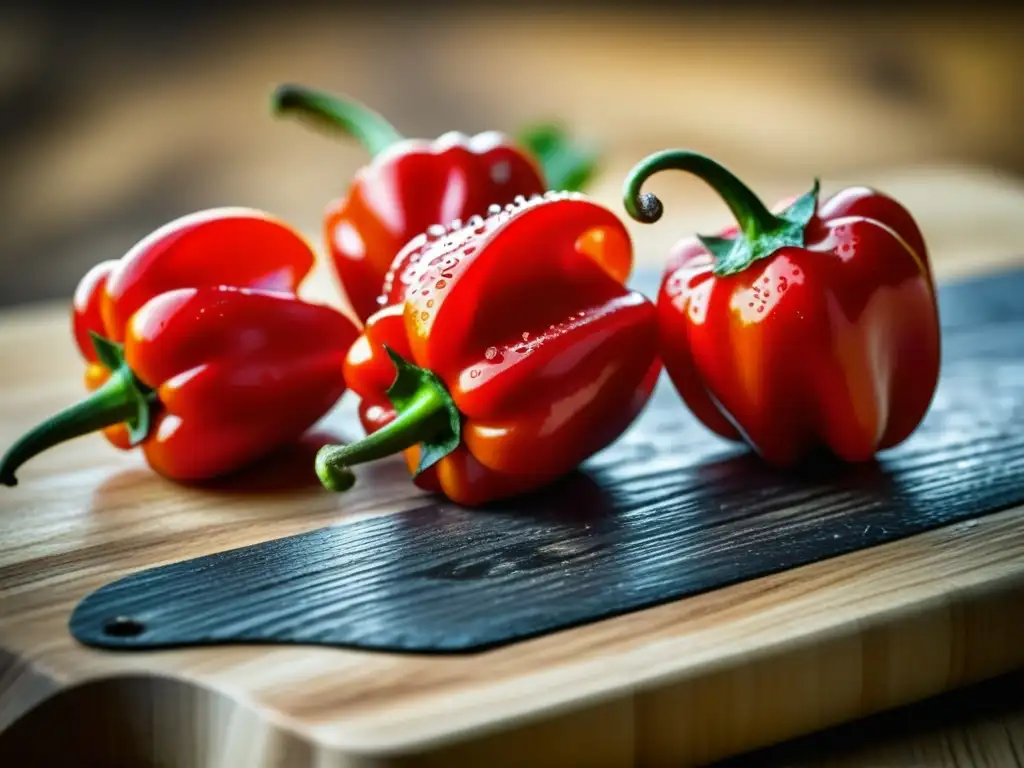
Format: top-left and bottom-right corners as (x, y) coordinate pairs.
(1, 6), (1024, 766)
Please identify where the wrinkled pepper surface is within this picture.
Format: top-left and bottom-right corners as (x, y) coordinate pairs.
(622, 149), (940, 466)
(0, 208), (360, 486)
(271, 84), (597, 323)
(315, 192), (662, 506)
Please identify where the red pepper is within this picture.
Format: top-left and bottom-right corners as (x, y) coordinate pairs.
(622, 150), (940, 466)
(0, 208), (360, 486)
(314, 192), (661, 506)
(270, 84), (597, 323)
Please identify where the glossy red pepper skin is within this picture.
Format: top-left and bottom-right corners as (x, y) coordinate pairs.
(272, 85), (596, 324)
(320, 193), (661, 506)
(1, 208), (360, 486)
(324, 133), (547, 323)
(624, 151), (940, 467)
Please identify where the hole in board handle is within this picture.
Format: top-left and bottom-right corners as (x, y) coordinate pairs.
(103, 616), (146, 638)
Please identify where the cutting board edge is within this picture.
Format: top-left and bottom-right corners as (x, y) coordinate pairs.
(6, 503), (1021, 767)
(305, 506), (1024, 763)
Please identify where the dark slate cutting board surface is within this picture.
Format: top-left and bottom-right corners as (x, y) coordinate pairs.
(70, 268), (1024, 653)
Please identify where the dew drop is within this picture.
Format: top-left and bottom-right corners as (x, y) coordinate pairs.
(763, 290), (770, 298)
(577, 310), (586, 317)
(464, 246), (476, 255)
(420, 311), (429, 321)
(441, 257), (460, 279)
(485, 346), (498, 360)
(377, 296), (387, 306)
(543, 190), (559, 200)
(466, 214), (484, 229)
(469, 369), (481, 379)
(421, 288), (429, 296)
(513, 195), (527, 205)
(448, 218), (462, 231)
(426, 224), (445, 240)
(487, 203), (502, 215)
(426, 299), (434, 308)
(763, 277), (770, 284)
(778, 277), (788, 291)
(748, 302), (754, 308)
(521, 331), (530, 341)
(435, 279), (447, 289)
(757, 306), (764, 313)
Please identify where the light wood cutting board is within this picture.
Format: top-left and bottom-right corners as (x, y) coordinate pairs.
(1, 166), (1024, 767)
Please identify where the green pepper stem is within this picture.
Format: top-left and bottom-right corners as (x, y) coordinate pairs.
(0, 366), (143, 487)
(622, 149), (782, 238)
(315, 386), (449, 492)
(270, 84), (405, 159)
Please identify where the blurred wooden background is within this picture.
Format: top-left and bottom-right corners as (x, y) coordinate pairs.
(1, 3), (1024, 765)
(1, 4), (1023, 309)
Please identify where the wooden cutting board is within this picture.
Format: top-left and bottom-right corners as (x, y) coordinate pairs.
(2, 167), (1024, 767)
(59, 267), (1024, 660)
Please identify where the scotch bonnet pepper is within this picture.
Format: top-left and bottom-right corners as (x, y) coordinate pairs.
(622, 149), (940, 466)
(0, 208), (360, 486)
(315, 192), (662, 506)
(270, 84), (597, 323)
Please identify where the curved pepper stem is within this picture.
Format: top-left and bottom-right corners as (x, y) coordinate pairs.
(315, 347), (461, 492)
(622, 149), (820, 276)
(270, 84), (405, 159)
(0, 338), (155, 487)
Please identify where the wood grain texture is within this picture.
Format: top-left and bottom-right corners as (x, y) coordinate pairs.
(720, 668), (1024, 767)
(1, 167), (1024, 766)
(67, 267), (1024, 656)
